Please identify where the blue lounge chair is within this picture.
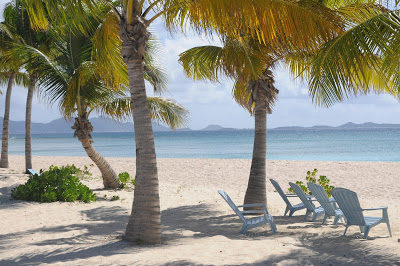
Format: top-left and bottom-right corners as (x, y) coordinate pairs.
(308, 183), (344, 225)
(27, 169), (40, 176)
(332, 188), (392, 239)
(270, 179), (306, 216)
(289, 182), (324, 221)
(218, 190), (277, 234)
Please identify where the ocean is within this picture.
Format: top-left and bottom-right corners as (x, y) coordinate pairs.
(5, 128), (400, 161)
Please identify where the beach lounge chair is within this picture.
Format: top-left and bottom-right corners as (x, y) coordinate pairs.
(27, 169), (40, 176)
(289, 182), (324, 221)
(270, 179), (306, 216)
(218, 190), (277, 234)
(332, 188), (392, 239)
(308, 183), (344, 225)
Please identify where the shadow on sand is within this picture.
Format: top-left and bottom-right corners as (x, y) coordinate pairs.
(0, 203), (399, 265)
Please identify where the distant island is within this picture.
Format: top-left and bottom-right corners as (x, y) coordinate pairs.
(1, 117), (400, 134)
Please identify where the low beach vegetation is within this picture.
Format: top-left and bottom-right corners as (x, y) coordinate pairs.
(288, 169), (335, 197)
(11, 165), (97, 203)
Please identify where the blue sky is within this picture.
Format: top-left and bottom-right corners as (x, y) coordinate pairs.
(1, 1), (400, 130)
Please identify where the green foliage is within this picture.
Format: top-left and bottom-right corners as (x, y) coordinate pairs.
(110, 195), (120, 201)
(11, 165), (97, 203)
(288, 169), (335, 197)
(118, 172), (135, 189)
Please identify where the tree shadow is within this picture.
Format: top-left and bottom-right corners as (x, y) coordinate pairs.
(1, 202), (398, 265)
(250, 232), (400, 265)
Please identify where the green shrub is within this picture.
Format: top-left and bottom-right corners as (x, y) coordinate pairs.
(11, 165), (97, 203)
(110, 195), (120, 201)
(118, 172), (135, 189)
(288, 169), (335, 197)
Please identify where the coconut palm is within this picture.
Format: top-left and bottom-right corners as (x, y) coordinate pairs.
(22, 0), (343, 244)
(180, 38), (280, 206)
(0, 0), (52, 172)
(285, 3), (399, 106)
(9, 7), (187, 189)
(179, 2), (388, 206)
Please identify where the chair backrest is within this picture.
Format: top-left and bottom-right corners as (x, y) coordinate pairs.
(332, 188), (365, 226)
(27, 169), (40, 176)
(270, 179), (292, 208)
(289, 182), (315, 211)
(308, 183), (336, 216)
(218, 190), (246, 222)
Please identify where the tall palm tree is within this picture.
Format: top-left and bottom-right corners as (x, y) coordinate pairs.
(0, 0), (52, 173)
(0, 2), (30, 168)
(179, 1), (387, 206)
(179, 38), (280, 206)
(10, 7), (188, 189)
(22, 0), (343, 244)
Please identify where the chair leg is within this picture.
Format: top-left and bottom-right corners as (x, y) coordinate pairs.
(284, 206), (289, 216)
(386, 221), (392, 237)
(322, 214), (328, 225)
(343, 225), (349, 236)
(312, 211), (318, 222)
(359, 226), (365, 233)
(333, 215), (340, 225)
(363, 226), (370, 239)
(268, 219), (277, 234)
(289, 209), (295, 217)
(305, 210), (311, 220)
(240, 225), (248, 234)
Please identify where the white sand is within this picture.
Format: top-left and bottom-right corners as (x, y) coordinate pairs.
(0, 155), (399, 265)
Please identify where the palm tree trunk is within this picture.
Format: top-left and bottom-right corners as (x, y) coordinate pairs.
(244, 94), (267, 207)
(25, 76), (35, 173)
(120, 8), (161, 244)
(72, 115), (120, 189)
(0, 72), (16, 168)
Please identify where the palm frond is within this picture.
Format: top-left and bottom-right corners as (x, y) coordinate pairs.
(96, 96), (189, 129)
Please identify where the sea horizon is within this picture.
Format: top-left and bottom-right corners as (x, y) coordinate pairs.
(4, 127), (400, 162)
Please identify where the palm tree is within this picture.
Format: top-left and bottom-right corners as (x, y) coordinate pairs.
(0, 2), (31, 169)
(22, 0), (343, 244)
(179, 2), (389, 208)
(179, 38), (280, 206)
(0, 0), (52, 173)
(10, 7), (188, 189)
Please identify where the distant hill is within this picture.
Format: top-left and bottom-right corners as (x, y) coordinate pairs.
(272, 122), (400, 131)
(0, 117), (172, 134)
(1, 118), (400, 134)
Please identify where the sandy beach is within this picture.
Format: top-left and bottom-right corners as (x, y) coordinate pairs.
(0, 155), (399, 265)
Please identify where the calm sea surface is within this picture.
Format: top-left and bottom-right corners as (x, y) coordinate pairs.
(5, 128), (400, 161)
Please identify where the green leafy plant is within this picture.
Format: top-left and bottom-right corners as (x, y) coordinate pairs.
(110, 195), (120, 201)
(288, 169), (335, 197)
(118, 172), (135, 189)
(11, 165), (97, 203)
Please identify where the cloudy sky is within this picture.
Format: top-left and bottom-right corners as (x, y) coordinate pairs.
(1, 1), (399, 130)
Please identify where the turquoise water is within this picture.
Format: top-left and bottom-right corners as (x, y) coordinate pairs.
(6, 128), (400, 161)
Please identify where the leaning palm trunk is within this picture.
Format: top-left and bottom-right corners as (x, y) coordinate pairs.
(0, 72), (16, 168)
(244, 70), (278, 208)
(244, 94), (267, 207)
(25, 76), (35, 173)
(72, 114), (120, 189)
(120, 8), (161, 244)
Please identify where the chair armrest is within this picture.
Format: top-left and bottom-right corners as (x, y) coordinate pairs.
(362, 207), (388, 211)
(237, 203), (266, 208)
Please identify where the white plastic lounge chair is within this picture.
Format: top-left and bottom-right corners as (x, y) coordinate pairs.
(270, 179), (306, 216)
(218, 190), (277, 234)
(289, 182), (324, 221)
(308, 183), (344, 225)
(332, 188), (392, 239)
(27, 169), (40, 176)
